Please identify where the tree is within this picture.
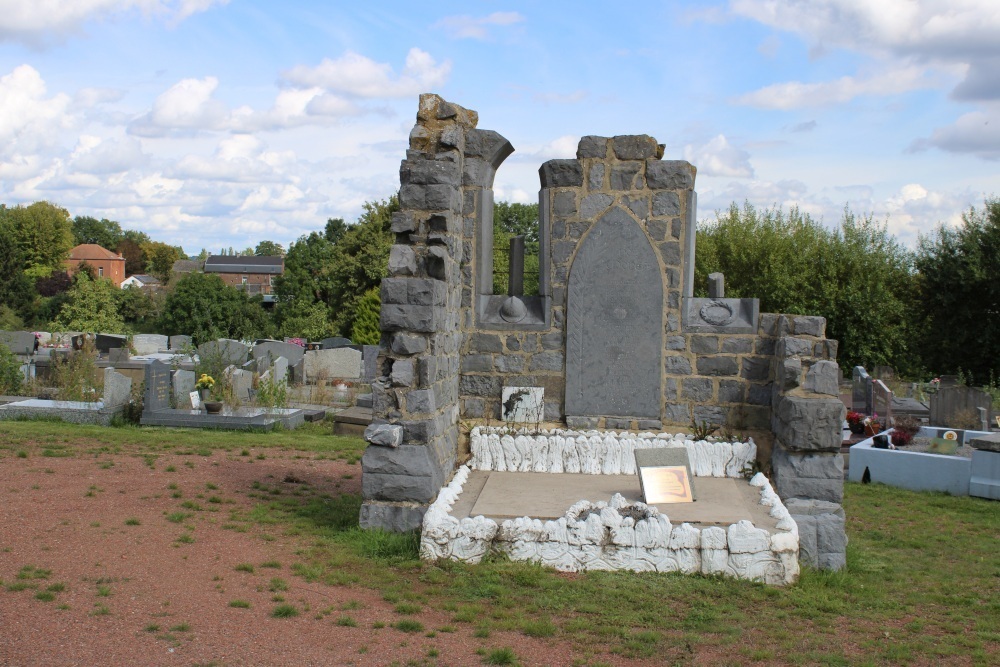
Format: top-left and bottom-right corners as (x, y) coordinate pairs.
(142, 241), (181, 282)
(695, 202), (917, 372)
(0, 201), (75, 278)
(159, 273), (272, 344)
(274, 232), (336, 306)
(351, 287), (381, 345)
(51, 272), (127, 333)
(324, 217), (347, 244)
(118, 285), (162, 331)
(915, 197), (1000, 384)
(492, 201), (540, 296)
(116, 238), (146, 276)
(72, 216), (123, 249)
(255, 240), (285, 256)
(276, 299), (336, 341)
(0, 224), (34, 320)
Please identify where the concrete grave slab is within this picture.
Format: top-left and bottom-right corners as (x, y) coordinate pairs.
(304, 347), (361, 381)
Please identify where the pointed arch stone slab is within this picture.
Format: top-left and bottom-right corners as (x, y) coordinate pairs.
(566, 206), (663, 419)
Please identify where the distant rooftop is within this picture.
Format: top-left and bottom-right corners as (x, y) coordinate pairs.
(67, 244), (123, 261)
(204, 255), (284, 274)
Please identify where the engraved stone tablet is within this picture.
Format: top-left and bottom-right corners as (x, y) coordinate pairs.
(635, 448), (696, 503)
(143, 361), (171, 413)
(566, 206), (663, 419)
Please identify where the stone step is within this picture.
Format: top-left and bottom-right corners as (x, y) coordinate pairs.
(356, 393), (373, 409)
(332, 406), (372, 437)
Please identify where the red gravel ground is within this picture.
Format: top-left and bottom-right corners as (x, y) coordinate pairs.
(0, 446), (660, 667)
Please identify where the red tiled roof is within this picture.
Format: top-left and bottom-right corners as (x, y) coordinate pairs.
(67, 244), (123, 261)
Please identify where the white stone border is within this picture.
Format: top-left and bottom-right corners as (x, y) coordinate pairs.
(469, 426), (757, 478)
(422, 430), (800, 585)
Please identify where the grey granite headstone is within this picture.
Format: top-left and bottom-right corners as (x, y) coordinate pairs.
(290, 360), (304, 384)
(102, 367), (132, 408)
(320, 337), (354, 350)
(930, 385), (992, 428)
(133, 334), (168, 355)
(565, 206), (662, 420)
(143, 361), (172, 413)
(272, 356), (288, 383)
(109, 347), (130, 364)
(0, 331), (36, 356)
(230, 368), (253, 402)
(304, 347), (362, 381)
(95, 333), (127, 353)
(707, 272), (725, 299)
(362, 345), (379, 381)
(172, 370), (196, 409)
(198, 339), (250, 366)
(253, 340), (305, 367)
(851, 366), (870, 413)
(169, 335), (193, 350)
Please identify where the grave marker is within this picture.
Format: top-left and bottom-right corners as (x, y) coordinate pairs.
(143, 361), (172, 413)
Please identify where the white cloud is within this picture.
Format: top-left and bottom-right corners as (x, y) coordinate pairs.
(734, 64), (939, 109)
(0, 65), (73, 145)
(280, 48), (451, 99)
(129, 76), (229, 136)
(0, 0), (229, 46)
(683, 135), (754, 178)
(911, 106), (1000, 160)
(434, 11), (525, 40)
(70, 135), (147, 174)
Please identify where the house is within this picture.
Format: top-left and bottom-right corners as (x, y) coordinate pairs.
(203, 255), (283, 303)
(64, 244), (126, 287)
(120, 274), (161, 290)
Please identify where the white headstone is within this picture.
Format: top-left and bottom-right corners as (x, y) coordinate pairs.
(102, 367), (132, 408)
(501, 386), (544, 423)
(133, 334), (168, 355)
(304, 347), (361, 382)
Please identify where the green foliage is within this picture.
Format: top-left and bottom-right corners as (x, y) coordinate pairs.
(276, 299), (336, 341)
(274, 232), (337, 306)
(142, 241), (181, 282)
(254, 240), (284, 256)
(0, 201), (75, 279)
(695, 202), (917, 371)
(115, 238), (145, 276)
(50, 342), (100, 401)
(0, 344), (23, 395)
(117, 285), (162, 331)
(159, 273), (272, 344)
(351, 287), (381, 345)
(254, 375), (288, 410)
(0, 224), (34, 319)
(324, 217), (347, 244)
(52, 272), (127, 333)
(492, 201), (540, 296)
(915, 197), (1000, 384)
(72, 216), (123, 249)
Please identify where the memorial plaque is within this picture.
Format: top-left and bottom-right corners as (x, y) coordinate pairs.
(634, 447), (696, 504)
(566, 206), (662, 419)
(253, 340), (305, 367)
(143, 361), (172, 413)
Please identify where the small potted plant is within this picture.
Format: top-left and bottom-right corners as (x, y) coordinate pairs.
(890, 415), (921, 447)
(196, 374), (222, 414)
(846, 411), (866, 435)
(864, 413), (882, 437)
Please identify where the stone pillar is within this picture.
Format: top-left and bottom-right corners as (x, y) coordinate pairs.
(769, 315), (847, 570)
(359, 95), (474, 531)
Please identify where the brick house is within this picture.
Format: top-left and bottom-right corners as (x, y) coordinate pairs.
(203, 255), (283, 302)
(64, 244), (126, 287)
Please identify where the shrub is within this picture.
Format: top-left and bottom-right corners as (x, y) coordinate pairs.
(0, 344), (23, 395)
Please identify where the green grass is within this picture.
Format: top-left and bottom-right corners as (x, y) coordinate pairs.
(228, 600), (251, 609)
(483, 647), (519, 665)
(4, 421), (998, 665)
(271, 604), (299, 618)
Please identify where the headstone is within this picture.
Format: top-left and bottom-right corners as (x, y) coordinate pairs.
(198, 339), (250, 366)
(634, 448), (695, 503)
(169, 335), (193, 350)
(102, 367), (132, 408)
(132, 334), (168, 355)
(501, 386), (544, 423)
(304, 347), (362, 381)
(938, 375), (960, 387)
(272, 356), (288, 383)
(872, 379), (893, 423)
(253, 340), (306, 367)
(34, 332), (52, 347)
(930, 385), (992, 428)
(0, 331), (36, 356)
(565, 206), (663, 420)
(109, 348), (130, 364)
(851, 366), (871, 413)
(230, 369), (253, 402)
(96, 334), (128, 353)
(290, 360), (304, 384)
(172, 370), (196, 409)
(362, 345), (379, 382)
(319, 337), (354, 350)
(143, 361), (172, 413)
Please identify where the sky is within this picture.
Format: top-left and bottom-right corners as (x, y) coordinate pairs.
(0, 1), (997, 255)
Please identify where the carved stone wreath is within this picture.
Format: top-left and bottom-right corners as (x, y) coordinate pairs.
(699, 300), (736, 326)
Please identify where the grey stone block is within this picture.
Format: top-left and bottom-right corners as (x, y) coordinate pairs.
(653, 191), (681, 217)
(566, 416), (599, 429)
(721, 337), (753, 354)
(777, 336), (815, 358)
(391, 211), (416, 233)
(388, 245), (418, 276)
(529, 351), (564, 372)
(391, 359), (414, 387)
(406, 389), (436, 415)
(580, 193), (613, 219)
(682, 377), (713, 402)
(606, 417), (631, 430)
(741, 356), (771, 381)
(495, 355), (525, 373)
(664, 355), (692, 375)
(610, 163), (641, 190)
(364, 423), (404, 448)
(647, 218), (668, 241)
(381, 305), (441, 333)
(773, 445), (843, 485)
(772, 396), (845, 452)
(718, 380), (744, 403)
(577, 135), (609, 158)
(793, 316), (825, 337)
(804, 360), (840, 396)
(690, 335), (718, 355)
(693, 405), (726, 425)
(540, 333), (563, 350)
(462, 397), (484, 418)
(747, 383), (772, 405)
(460, 355), (492, 373)
(391, 333), (427, 356)
(645, 160), (695, 190)
(636, 419), (662, 431)
(664, 403), (690, 423)
(362, 472), (440, 503)
(459, 374), (500, 397)
(359, 502), (425, 532)
(666, 335), (686, 351)
(553, 191), (577, 217)
(381, 277), (408, 305)
(697, 356), (739, 376)
(539, 159), (583, 188)
(612, 135), (659, 159)
(781, 357), (802, 391)
(469, 333), (502, 353)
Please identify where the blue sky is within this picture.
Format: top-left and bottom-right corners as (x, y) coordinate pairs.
(1, 1), (997, 254)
